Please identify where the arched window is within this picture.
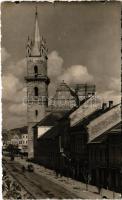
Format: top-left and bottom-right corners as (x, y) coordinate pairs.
(34, 87), (38, 96)
(34, 65), (38, 77)
(35, 110), (38, 117)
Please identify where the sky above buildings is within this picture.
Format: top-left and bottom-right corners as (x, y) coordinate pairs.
(2, 2), (121, 129)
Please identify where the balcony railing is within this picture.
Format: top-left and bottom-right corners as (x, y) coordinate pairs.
(25, 75), (50, 84)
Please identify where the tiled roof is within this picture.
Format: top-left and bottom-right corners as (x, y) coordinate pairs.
(88, 104), (121, 142)
(89, 121), (121, 144)
(69, 96), (102, 127)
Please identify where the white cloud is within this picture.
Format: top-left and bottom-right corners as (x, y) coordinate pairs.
(2, 47), (26, 104)
(2, 73), (25, 103)
(8, 102), (27, 116)
(97, 77), (121, 105)
(108, 77), (121, 92)
(2, 48), (27, 129)
(1, 48), (10, 63)
(97, 90), (121, 105)
(58, 65), (93, 84)
(48, 51), (94, 96)
(2, 58), (26, 79)
(48, 51), (64, 78)
(2, 74), (22, 102)
(3, 113), (27, 130)
(48, 52), (94, 96)
(48, 51), (64, 96)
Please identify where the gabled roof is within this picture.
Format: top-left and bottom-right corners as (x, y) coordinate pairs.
(69, 95), (102, 127)
(88, 104), (121, 142)
(89, 121), (122, 144)
(71, 103), (119, 130)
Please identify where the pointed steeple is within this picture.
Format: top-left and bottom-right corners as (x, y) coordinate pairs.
(31, 7), (41, 56)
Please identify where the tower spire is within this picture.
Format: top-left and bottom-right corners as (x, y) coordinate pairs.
(31, 6), (41, 56)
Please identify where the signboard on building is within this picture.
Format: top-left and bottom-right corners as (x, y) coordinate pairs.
(88, 104), (121, 142)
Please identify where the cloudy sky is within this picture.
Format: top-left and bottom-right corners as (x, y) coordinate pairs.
(2, 2), (121, 130)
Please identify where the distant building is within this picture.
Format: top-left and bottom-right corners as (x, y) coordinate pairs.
(11, 134), (20, 146)
(6, 126), (28, 153)
(20, 133), (28, 153)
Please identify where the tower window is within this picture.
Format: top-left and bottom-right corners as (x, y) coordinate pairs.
(35, 110), (38, 117)
(34, 65), (38, 77)
(34, 87), (38, 96)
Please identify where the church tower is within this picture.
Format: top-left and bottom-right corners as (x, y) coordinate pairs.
(25, 9), (50, 158)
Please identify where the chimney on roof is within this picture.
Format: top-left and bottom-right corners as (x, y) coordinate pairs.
(109, 100), (113, 109)
(102, 103), (107, 110)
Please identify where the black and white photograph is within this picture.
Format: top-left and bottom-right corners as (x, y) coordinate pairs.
(1, 1), (122, 199)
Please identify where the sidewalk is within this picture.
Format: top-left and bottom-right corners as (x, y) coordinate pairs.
(15, 157), (121, 199)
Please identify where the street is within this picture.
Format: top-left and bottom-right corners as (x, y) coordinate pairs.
(4, 159), (78, 199)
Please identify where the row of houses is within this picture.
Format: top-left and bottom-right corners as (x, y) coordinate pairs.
(2, 126), (28, 153)
(33, 96), (122, 193)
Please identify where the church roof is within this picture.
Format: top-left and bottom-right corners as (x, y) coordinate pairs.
(33, 111), (67, 127)
(54, 81), (76, 99)
(49, 81), (77, 111)
(56, 81), (71, 92)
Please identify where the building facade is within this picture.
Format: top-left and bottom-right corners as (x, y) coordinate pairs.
(20, 134), (28, 153)
(88, 122), (122, 193)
